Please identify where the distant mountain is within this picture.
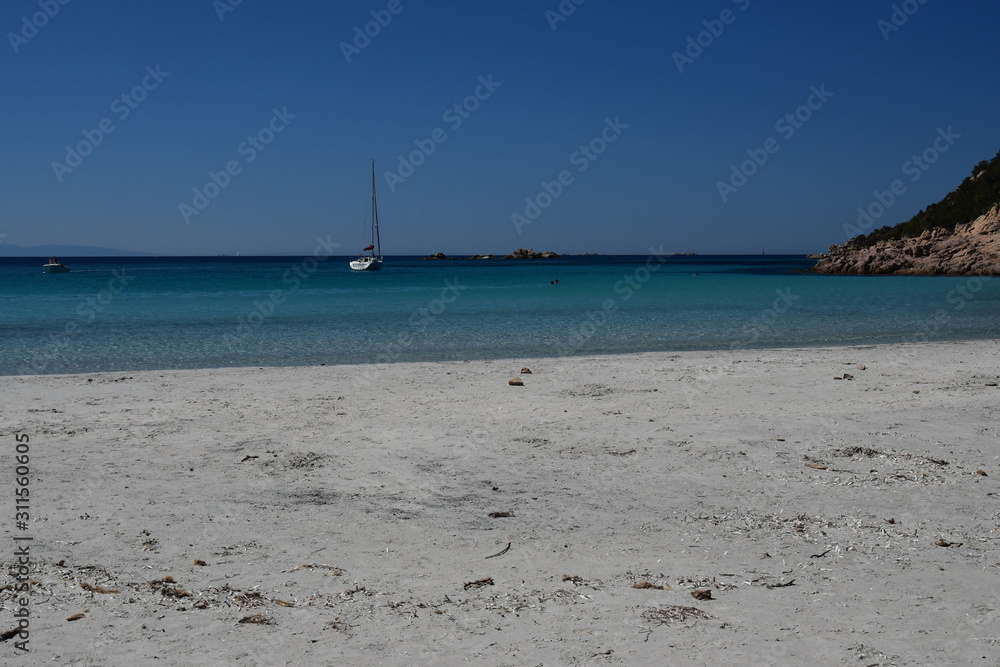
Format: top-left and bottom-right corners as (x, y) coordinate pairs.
(0, 244), (153, 257)
(814, 149), (1000, 275)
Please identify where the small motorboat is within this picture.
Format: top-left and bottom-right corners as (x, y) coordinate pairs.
(43, 256), (70, 273)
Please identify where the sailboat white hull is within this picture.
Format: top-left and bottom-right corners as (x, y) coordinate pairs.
(349, 160), (385, 272)
(349, 257), (382, 271)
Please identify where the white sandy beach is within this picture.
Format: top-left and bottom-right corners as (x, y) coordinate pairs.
(2, 340), (999, 665)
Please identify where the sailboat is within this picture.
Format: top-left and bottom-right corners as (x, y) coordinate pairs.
(350, 161), (383, 271)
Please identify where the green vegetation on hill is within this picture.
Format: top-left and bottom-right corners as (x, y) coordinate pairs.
(847, 149), (1000, 249)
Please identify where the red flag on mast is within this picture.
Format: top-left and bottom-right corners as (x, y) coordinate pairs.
(363, 244), (375, 251)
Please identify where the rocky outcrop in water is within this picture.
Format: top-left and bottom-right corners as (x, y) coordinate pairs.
(504, 248), (561, 259)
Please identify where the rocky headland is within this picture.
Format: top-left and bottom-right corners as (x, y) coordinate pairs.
(813, 150), (1000, 275)
(813, 205), (1000, 275)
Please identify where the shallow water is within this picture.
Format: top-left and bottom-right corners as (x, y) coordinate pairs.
(1, 255), (997, 375)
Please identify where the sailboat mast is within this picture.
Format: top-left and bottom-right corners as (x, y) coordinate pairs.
(371, 160), (381, 258)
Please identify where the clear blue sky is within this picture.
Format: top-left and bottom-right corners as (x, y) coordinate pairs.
(2, 0), (998, 255)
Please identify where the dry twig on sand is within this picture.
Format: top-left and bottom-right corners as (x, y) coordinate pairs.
(81, 582), (120, 594)
(485, 539), (511, 559)
(238, 614), (273, 625)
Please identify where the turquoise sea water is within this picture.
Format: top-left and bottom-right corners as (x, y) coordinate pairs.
(1, 255), (997, 375)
